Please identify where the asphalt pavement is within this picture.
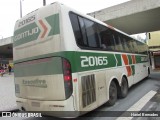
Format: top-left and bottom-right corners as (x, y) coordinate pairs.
(0, 70), (160, 119)
(0, 73), (18, 111)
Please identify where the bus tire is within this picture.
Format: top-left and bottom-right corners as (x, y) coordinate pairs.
(146, 68), (150, 79)
(106, 81), (117, 106)
(118, 77), (128, 98)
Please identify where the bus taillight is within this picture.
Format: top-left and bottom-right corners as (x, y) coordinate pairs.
(64, 75), (72, 81)
(62, 58), (73, 99)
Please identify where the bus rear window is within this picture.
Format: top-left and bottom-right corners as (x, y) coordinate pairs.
(69, 12), (100, 49)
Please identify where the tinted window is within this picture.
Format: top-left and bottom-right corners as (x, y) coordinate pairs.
(69, 13), (83, 46)
(121, 36), (128, 52)
(132, 41), (139, 53)
(127, 39), (135, 53)
(69, 12), (147, 54)
(137, 41), (148, 54)
(78, 17), (88, 46)
(98, 25), (115, 50)
(114, 33), (123, 51)
(83, 18), (100, 48)
(70, 12), (100, 49)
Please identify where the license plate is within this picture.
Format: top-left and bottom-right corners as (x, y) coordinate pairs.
(31, 102), (40, 107)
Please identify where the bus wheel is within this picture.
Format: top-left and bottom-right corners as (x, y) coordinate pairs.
(118, 77), (128, 98)
(106, 81), (117, 106)
(147, 68), (150, 79)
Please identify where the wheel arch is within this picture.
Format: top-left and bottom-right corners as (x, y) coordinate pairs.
(107, 77), (120, 99)
(106, 77), (119, 106)
(117, 74), (129, 98)
(121, 75), (129, 87)
(148, 67), (150, 74)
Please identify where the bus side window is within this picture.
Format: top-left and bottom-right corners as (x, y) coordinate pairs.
(78, 17), (88, 46)
(137, 41), (147, 54)
(83, 18), (100, 48)
(145, 44), (148, 55)
(70, 12), (101, 49)
(137, 42), (142, 54)
(113, 33), (123, 51)
(98, 25), (115, 51)
(122, 37), (130, 52)
(125, 37), (134, 53)
(132, 41), (139, 54)
(69, 13), (84, 46)
(129, 40), (136, 53)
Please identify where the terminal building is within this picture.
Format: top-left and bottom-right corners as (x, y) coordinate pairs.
(147, 31), (160, 69)
(0, 37), (13, 66)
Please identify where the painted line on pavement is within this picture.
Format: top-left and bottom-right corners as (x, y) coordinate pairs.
(116, 90), (157, 120)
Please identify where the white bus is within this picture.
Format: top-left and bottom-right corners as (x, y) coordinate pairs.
(13, 2), (150, 117)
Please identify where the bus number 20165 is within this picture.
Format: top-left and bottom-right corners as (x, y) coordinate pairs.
(80, 56), (108, 67)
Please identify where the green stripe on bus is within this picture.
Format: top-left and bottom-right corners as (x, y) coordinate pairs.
(131, 65), (135, 75)
(13, 23), (41, 47)
(115, 54), (122, 66)
(136, 55), (148, 63)
(128, 55), (132, 65)
(14, 57), (63, 77)
(13, 13), (60, 47)
(46, 14), (60, 36)
(14, 51), (148, 77)
(74, 52), (117, 72)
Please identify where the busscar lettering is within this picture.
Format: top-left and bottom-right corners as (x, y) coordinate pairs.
(22, 79), (47, 88)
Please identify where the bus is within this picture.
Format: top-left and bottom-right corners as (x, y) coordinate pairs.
(13, 2), (150, 117)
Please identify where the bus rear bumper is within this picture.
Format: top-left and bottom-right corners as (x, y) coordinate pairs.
(16, 96), (80, 117)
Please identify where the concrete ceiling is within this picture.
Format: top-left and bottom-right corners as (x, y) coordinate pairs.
(0, 44), (13, 56)
(105, 7), (160, 34)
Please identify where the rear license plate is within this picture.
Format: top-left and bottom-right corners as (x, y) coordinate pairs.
(31, 102), (40, 107)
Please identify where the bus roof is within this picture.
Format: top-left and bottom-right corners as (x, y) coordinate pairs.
(16, 2), (146, 45)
